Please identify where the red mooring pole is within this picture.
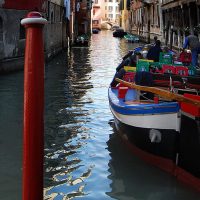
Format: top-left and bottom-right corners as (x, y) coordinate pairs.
(21, 12), (47, 200)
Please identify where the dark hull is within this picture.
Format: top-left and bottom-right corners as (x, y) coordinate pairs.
(113, 114), (200, 191)
(73, 41), (89, 47)
(177, 113), (200, 191)
(113, 32), (127, 38)
(114, 116), (178, 173)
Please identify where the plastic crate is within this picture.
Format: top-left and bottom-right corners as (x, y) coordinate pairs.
(123, 72), (135, 82)
(124, 66), (136, 72)
(138, 59), (154, 64)
(187, 65), (196, 76)
(162, 64), (176, 74)
(136, 62), (149, 72)
(159, 52), (173, 64)
(150, 62), (162, 73)
(175, 66), (188, 76)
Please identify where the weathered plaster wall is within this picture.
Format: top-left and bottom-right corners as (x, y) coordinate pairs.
(0, 1), (67, 73)
(0, 9), (27, 59)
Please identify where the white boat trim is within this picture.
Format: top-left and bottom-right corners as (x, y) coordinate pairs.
(110, 106), (180, 131)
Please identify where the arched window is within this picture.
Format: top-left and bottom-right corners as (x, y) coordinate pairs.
(0, 17), (3, 41)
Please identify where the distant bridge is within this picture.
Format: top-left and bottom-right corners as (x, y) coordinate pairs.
(101, 21), (119, 28)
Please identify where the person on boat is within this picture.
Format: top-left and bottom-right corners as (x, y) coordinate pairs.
(162, 45), (169, 53)
(183, 31), (200, 68)
(147, 40), (162, 62)
(122, 50), (134, 60)
(111, 53), (143, 87)
(153, 36), (158, 45)
(116, 52), (142, 72)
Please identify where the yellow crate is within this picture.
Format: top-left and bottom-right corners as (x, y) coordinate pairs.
(138, 59), (154, 63)
(124, 66), (136, 72)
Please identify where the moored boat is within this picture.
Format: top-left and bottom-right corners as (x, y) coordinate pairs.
(124, 33), (139, 43)
(74, 34), (89, 46)
(108, 50), (200, 191)
(92, 29), (99, 34)
(108, 74), (181, 173)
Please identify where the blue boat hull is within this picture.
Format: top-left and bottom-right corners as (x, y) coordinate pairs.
(109, 85), (200, 191)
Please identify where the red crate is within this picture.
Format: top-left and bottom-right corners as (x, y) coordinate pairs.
(162, 65), (176, 74)
(123, 72), (135, 82)
(181, 93), (200, 117)
(175, 66), (189, 76)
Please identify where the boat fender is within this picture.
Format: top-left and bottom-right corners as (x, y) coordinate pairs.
(149, 129), (161, 143)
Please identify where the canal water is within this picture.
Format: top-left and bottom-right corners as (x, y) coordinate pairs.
(1, 30), (200, 200)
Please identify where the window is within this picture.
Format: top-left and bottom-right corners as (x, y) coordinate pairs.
(108, 14), (113, 18)
(95, 0), (98, 3)
(108, 6), (113, 11)
(47, 1), (50, 21)
(0, 17), (3, 41)
(109, 0), (113, 2)
(105, 6), (107, 10)
(157, 5), (160, 27)
(116, 6), (119, 12)
(93, 20), (99, 24)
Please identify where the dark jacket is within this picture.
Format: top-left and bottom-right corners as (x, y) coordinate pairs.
(183, 34), (200, 50)
(147, 45), (162, 62)
(116, 54), (137, 72)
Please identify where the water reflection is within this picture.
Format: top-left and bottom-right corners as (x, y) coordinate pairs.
(43, 30), (200, 200)
(44, 48), (93, 199)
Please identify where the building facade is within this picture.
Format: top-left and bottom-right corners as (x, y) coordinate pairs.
(161, 0), (200, 49)
(104, 0), (120, 24)
(119, 0), (162, 43)
(0, 0), (67, 73)
(92, 0), (104, 30)
(119, 0), (200, 49)
(74, 0), (92, 37)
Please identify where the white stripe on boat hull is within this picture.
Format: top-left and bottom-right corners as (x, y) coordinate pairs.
(110, 106), (180, 131)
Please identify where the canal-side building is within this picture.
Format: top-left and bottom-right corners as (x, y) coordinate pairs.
(75, 0), (92, 36)
(125, 0), (162, 43)
(119, 0), (130, 31)
(92, 0), (104, 30)
(104, 0), (120, 25)
(161, 0), (200, 49)
(0, 0), (67, 73)
(92, 0), (120, 30)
